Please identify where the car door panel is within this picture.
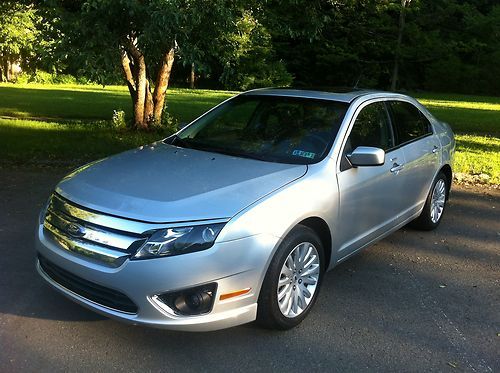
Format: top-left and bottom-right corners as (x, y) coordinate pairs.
(398, 135), (440, 219)
(388, 101), (440, 221)
(334, 101), (407, 258)
(336, 147), (406, 256)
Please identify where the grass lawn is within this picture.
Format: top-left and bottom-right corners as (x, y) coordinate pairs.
(0, 83), (234, 122)
(0, 83), (498, 184)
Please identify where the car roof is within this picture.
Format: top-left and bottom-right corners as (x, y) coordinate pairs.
(241, 87), (407, 104)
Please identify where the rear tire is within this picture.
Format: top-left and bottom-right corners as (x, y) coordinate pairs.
(411, 171), (448, 230)
(257, 225), (324, 330)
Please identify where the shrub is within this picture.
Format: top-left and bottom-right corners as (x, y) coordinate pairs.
(111, 110), (127, 129)
(160, 107), (179, 134)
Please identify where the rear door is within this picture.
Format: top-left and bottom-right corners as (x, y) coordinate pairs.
(387, 100), (441, 220)
(336, 101), (406, 258)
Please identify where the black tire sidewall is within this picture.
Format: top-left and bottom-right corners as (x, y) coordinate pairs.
(414, 171), (448, 230)
(257, 225), (325, 330)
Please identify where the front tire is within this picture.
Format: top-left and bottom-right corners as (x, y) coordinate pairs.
(411, 171), (448, 230)
(257, 225), (324, 330)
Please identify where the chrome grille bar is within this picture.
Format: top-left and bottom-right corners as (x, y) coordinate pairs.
(45, 206), (142, 251)
(43, 221), (129, 266)
(43, 194), (150, 266)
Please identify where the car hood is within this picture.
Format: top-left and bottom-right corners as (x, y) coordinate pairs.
(56, 142), (307, 223)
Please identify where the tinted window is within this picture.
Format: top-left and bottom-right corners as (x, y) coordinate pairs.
(389, 101), (432, 144)
(172, 96), (348, 164)
(347, 102), (394, 151)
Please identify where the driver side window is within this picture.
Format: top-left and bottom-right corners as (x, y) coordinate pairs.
(340, 102), (394, 171)
(348, 102), (394, 152)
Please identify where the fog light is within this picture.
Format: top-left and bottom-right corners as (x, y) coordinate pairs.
(157, 283), (217, 316)
(174, 291), (212, 315)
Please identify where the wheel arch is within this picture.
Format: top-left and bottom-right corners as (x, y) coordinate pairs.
(439, 164), (452, 199)
(297, 217), (332, 271)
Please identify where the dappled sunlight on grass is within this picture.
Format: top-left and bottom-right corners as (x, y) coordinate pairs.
(0, 109), (32, 117)
(0, 84), (234, 122)
(0, 82), (131, 94)
(455, 135), (500, 184)
(418, 99), (500, 112)
(0, 118), (165, 164)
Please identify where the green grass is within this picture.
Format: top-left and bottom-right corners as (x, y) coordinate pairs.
(454, 134), (500, 184)
(0, 83), (498, 184)
(415, 93), (500, 136)
(0, 83), (234, 123)
(0, 118), (164, 165)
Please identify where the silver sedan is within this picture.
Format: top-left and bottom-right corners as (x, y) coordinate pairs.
(35, 89), (455, 331)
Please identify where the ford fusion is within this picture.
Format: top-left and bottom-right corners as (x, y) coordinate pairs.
(36, 89), (455, 331)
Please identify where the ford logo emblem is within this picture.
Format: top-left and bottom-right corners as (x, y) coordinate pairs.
(66, 223), (86, 238)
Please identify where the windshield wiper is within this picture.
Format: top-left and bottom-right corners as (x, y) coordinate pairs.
(166, 134), (193, 149)
(167, 137), (281, 163)
(191, 143), (279, 162)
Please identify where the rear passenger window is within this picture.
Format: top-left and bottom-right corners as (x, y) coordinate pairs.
(389, 101), (432, 144)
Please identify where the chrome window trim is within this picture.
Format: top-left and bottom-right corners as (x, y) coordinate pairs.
(334, 96), (435, 173)
(335, 97), (395, 173)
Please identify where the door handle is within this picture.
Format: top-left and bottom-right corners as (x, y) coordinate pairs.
(432, 145), (439, 154)
(390, 163), (404, 173)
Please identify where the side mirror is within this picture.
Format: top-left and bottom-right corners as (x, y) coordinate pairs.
(348, 146), (385, 167)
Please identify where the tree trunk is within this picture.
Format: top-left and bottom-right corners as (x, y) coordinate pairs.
(190, 62), (195, 89)
(120, 50), (137, 104)
(4, 59), (11, 82)
(152, 48), (175, 123)
(144, 80), (154, 124)
(391, 0), (411, 91)
(120, 42), (175, 129)
(133, 55), (148, 128)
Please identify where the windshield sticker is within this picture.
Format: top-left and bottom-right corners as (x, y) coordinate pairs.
(292, 150), (316, 159)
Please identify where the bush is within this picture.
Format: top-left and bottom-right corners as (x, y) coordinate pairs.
(52, 74), (78, 84)
(13, 70), (88, 85)
(111, 110), (127, 129)
(14, 72), (30, 84)
(160, 107), (179, 134)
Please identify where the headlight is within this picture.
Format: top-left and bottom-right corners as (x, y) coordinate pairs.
(133, 223), (225, 259)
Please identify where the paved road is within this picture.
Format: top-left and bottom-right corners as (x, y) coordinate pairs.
(0, 168), (498, 372)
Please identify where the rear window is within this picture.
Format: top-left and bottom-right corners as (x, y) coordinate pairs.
(389, 101), (432, 145)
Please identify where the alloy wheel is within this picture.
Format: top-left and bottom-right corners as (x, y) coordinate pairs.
(277, 242), (320, 318)
(430, 179), (446, 223)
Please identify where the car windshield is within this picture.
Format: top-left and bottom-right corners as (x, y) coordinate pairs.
(167, 95), (349, 164)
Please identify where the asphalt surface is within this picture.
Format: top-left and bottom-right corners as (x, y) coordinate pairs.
(0, 168), (498, 373)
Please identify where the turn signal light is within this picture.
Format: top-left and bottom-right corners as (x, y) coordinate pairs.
(219, 288), (251, 301)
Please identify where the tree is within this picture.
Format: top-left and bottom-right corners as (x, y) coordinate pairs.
(0, 2), (39, 81)
(55, 0), (242, 129)
(218, 11), (292, 90)
(390, 0), (412, 91)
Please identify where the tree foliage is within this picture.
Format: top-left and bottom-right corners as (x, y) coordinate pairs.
(52, 0), (244, 128)
(2, 0), (498, 128)
(0, 2), (39, 81)
(218, 11), (292, 90)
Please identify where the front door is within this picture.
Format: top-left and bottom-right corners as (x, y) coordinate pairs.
(336, 101), (406, 259)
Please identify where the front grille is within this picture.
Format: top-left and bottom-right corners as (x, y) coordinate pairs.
(38, 255), (138, 314)
(42, 193), (147, 266)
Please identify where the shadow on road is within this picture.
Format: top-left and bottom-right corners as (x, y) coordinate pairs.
(0, 170), (498, 372)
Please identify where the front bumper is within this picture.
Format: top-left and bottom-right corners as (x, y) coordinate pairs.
(36, 225), (279, 331)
